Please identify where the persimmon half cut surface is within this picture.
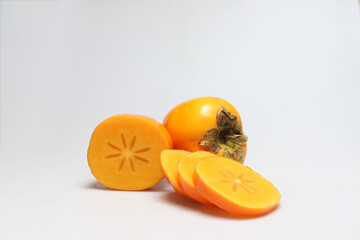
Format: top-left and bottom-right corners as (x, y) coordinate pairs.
(88, 115), (173, 190)
(160, 150), (194, 200)
(178, 151), (217, 206)
(163, 97), (248, 163)
(195, 157), (281, 216)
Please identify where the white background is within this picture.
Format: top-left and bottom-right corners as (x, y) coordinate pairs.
(1, 0), (360, 239)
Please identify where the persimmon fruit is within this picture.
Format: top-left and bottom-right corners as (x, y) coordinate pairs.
(88, 115), (173, 190)
(160, 149), (195, 200)
(177, 151), (217, 206)
(195, 157), (281, 216)
(163, 97), (248, 163)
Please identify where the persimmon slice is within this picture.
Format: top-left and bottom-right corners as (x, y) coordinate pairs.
(178, 151), (217, 206)
(160, 150), (195, 199)
(87, 115), (172, 190)
(195, 157), (281, 216)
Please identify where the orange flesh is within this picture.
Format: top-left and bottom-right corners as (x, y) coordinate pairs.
(178, 151), (217, 206)
(87, 115), (173, 190)
(195, 157), (281, 216)
(160, 150), (195, 200)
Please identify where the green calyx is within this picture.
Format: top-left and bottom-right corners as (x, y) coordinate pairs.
(198, 108), (248, 163)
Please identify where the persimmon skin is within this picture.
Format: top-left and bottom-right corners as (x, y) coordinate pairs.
(163, 97), (247, 158)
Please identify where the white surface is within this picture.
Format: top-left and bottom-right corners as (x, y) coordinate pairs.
(1, 1), (360, 239)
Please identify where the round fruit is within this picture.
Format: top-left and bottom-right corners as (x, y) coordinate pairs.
(88, 115), (172, 190)
(195, 157), (281, 216)
(163, 97), (248, 163)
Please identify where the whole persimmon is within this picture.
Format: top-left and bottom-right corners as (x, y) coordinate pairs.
(163, 97), (248, 163)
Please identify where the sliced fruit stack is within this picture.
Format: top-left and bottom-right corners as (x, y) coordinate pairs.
(161, 150), (281, 217)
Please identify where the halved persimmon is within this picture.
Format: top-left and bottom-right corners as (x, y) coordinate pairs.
(163, 97), (248, 163)
(178, 151), (217, 206)
(195, 157), (281, 216)
(160, 150), (194, 200)
(87, 115), (172, 190)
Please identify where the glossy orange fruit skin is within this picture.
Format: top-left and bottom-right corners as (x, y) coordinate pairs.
(163, 97), (247, 158)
